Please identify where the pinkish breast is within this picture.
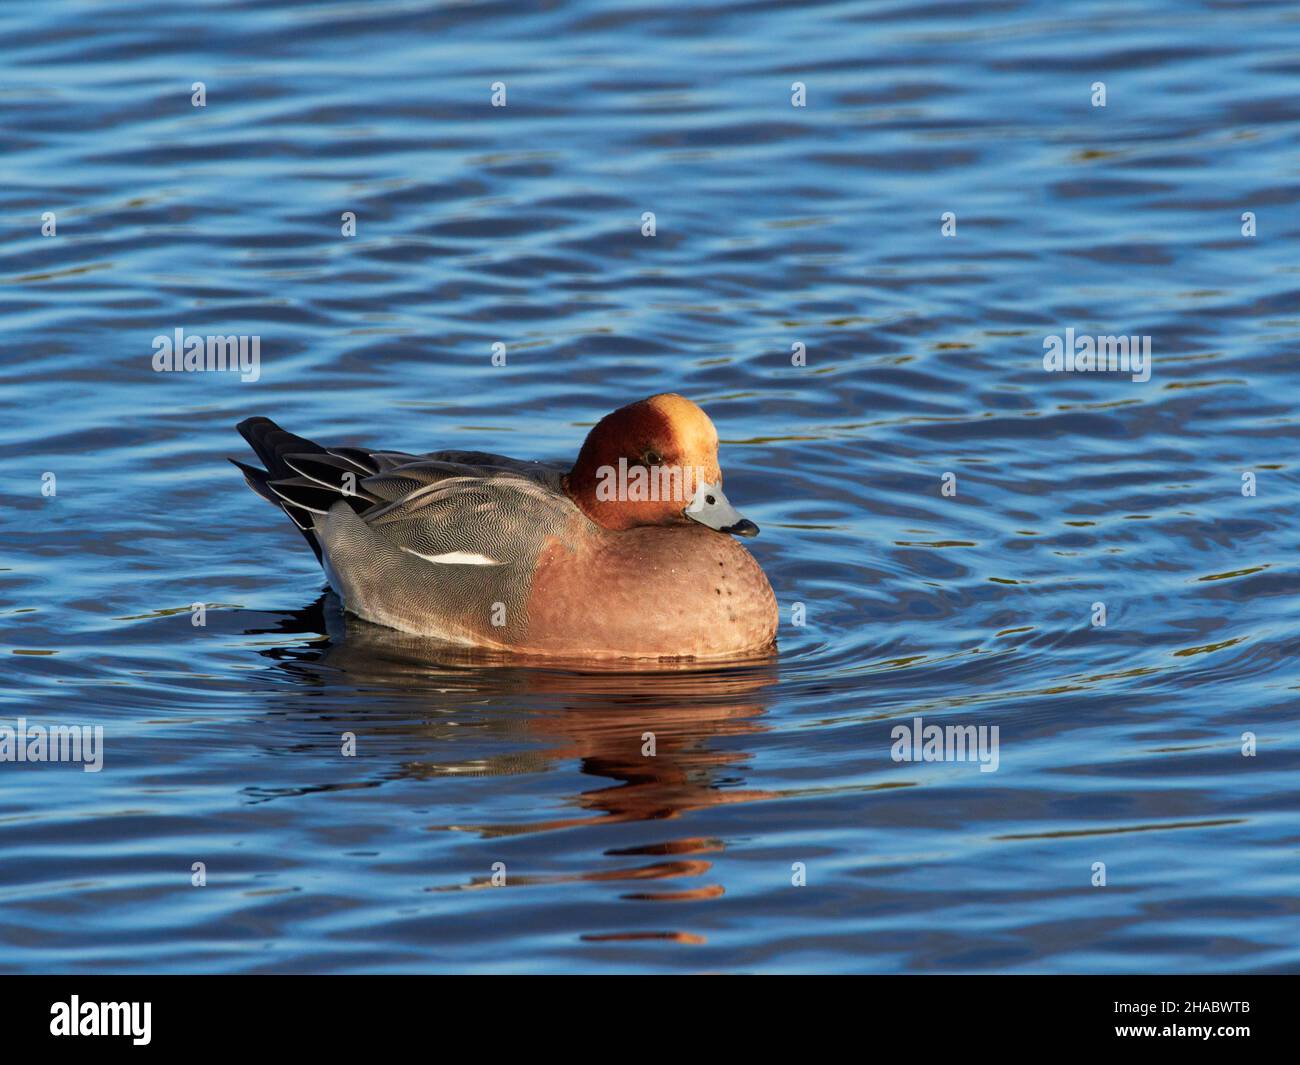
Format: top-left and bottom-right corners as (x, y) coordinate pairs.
(523, 520), (778, 659)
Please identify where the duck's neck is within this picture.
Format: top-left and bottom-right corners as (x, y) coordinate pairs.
(562, 471), (646, 532)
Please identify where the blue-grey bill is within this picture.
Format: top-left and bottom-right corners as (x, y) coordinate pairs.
(685, 481), (759, 537)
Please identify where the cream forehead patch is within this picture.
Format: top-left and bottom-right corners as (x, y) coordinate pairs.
(646, 393), (718, 451)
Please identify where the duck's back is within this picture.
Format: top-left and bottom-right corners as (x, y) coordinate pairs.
(315, 454), (578, 647)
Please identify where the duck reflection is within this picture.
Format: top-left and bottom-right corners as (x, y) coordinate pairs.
(244, 594), (779, 904)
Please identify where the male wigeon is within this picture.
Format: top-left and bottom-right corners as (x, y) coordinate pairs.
(232, 394), (778, 659)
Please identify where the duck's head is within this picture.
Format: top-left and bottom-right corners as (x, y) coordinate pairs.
(564, 393), (759, 536)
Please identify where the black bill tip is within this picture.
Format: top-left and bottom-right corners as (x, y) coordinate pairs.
(723, 518), (760, 538)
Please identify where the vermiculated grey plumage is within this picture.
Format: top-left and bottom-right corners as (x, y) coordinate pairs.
(233, 417), (578, 645)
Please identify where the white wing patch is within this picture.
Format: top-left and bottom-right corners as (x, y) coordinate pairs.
(400, 547), (504, 566)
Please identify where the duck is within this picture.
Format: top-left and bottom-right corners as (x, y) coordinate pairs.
(231, 393), (778, 659)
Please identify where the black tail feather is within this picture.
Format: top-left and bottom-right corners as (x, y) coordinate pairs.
(229, 457), (279, 506)
(237, 417), (327, 479)
(233, 417), (333, 564)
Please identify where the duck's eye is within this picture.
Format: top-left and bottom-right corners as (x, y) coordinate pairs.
(706, 494), (716, 506)
(643, 449), (662, 465)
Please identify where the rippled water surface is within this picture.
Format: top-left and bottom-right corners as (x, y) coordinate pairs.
(2, 0), (1299, 973)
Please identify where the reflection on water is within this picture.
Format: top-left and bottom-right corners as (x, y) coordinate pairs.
(253, 597), (780, 891)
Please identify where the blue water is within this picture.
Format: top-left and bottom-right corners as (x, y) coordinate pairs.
(2, 0), (1299, 973)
